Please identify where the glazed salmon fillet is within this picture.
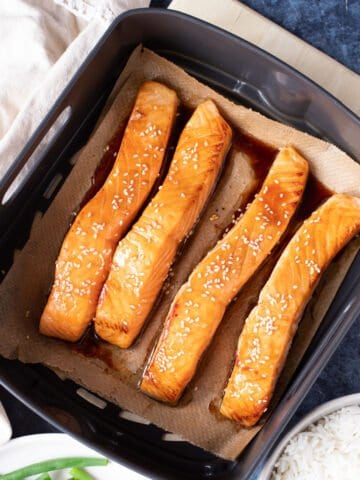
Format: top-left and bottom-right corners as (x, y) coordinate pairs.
(140, 147), (308, 403)
(40, 81), (179, 342)
(220, 194), (360, 426)
(95, 100), (232, 348)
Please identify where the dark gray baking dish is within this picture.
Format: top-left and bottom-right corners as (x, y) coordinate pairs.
(0, 8), (359, 480)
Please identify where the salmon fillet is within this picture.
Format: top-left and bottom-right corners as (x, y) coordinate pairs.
(95, 100), (232, 348)
(220, 193), (360, 426)
(40, 81), (179, 342)
(140, 147), (309, 403)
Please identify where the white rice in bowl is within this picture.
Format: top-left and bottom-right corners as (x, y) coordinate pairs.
(271, 405), (360, 480)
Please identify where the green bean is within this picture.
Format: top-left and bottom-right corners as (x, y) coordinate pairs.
(36, 474), (51, 480)
(0, 457), (108, 480)
(70, 467), (94, 480)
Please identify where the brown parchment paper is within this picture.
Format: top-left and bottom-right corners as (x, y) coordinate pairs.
(0, 47), (360, 460)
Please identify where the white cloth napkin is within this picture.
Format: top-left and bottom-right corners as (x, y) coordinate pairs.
(0, 0), (149, 198)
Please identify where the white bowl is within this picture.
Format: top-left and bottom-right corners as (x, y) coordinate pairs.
(258, 392), (360, 480)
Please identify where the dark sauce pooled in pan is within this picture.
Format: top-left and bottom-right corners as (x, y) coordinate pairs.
(233, 131), (278, 186)
(223, 132), (333, 235)
(74, 325), (114, 369)
(233, 130), (333, 214)
(74, 325), (142, 383)
(220, 131), (278, 234)
(80, 122), (126, 208)
(297, 173), (333, 221)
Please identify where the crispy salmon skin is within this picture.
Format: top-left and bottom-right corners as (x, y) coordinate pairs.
(95, 100), (232, 348)
(220, 194), (360, 426)
(140, 147), (309, 403)
(40, 81), (179, 342)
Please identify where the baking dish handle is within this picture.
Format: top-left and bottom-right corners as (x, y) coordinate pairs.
(0, 103), (73, 203)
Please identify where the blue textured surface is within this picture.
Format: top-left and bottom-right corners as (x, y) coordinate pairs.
(294, 315), (360, 417)
(0, 1), (359, 478)
(240, 0), (360, 74)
